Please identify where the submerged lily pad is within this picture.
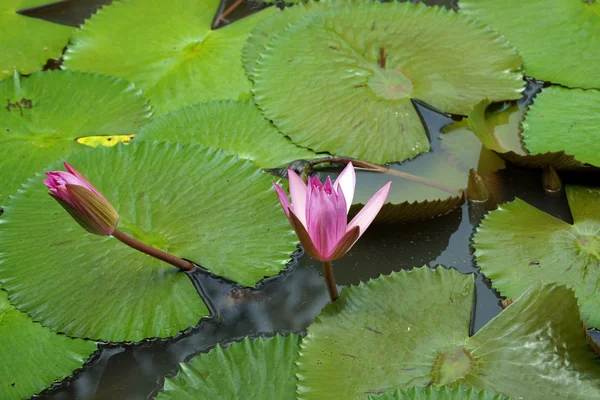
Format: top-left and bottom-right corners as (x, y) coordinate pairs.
(522, 86), (600, 167)
(156, 334), (300, 400)
(0, 0), (73, 78)
(460, 0), (600, 89)
(369, 387), (510, 400)
(135, 100), (316, 167)
(0, 289), (97, 400)
(0, 70), (151, 206)
(297, 266), (600, 399)
(252, 1), (523, 163)
(0, 142), (297, 341)
(63, 0), (275, 116)
(474, 185), (600, 329)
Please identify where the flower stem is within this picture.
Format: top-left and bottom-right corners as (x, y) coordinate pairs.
(322, 261), (339, 302)
(112, 228), (194, 271)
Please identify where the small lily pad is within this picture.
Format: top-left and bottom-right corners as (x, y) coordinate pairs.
(135, 100), (316, 167)
(474, 185), (600, 329)
(297, 266), (600, 399)
(0, 142), (297, 341)
(522, 86), (600, 167)
(63, 0), (276, 116)
(0, 70), (151, 206)
(252, 1), (523, 163)
(0, 0), (73, 78)
(460, 0), (600, 89)
(156, 334), (300, 400)
(0, 289), (97, 400)
(369, 387), (511, 400)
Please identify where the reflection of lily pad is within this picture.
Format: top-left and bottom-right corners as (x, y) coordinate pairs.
(369, 387), (510, 400)
(460, 0), (600, 89)
(0, 289), (97, 400)
(63, 0), (275, 116)
(135, 100), (316, 167)
(522, 86), (600, 167)
(0, 70), (151, 206)
(474, 185), (600, 329)
(253, 2), (523, 163)
(0, 142), (297, 341)
(156, 334), (300, 400)
(297, 266), (600, 399)
(0, 0), (72, 78)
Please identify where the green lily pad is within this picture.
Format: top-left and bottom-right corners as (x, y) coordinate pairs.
(63, 0), (276, 116)
(252, 1), (523, 163)
(473, 185), (600, 329)
(0, 70), (151, 206)
(297, 266), (600, 399)
(522, 86), (600, 167)
(135, 100), (316, 167)
(156, 334), (300, 400)
(0, 289), (97, 400)
(0, 0), (73, 79)
(460, 0), (600, 89)
(369, 387), (511, 400)
(0, 142), (297, 341)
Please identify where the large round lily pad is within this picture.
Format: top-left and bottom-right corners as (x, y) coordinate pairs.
(522, 86), (600, 167)
(0, 142), (297, 341)
(135, 100), (316, 167)
(63, 0), (275, 116)
(297, 266), (600, 399)
(369, 387), (510, 400)
(0, 0), (73, 79)
(0, 289), (97, 400)
(252, 1), (523, 163)
(460, 0), (600, 89)
(474, 185), (600, 329)
(156, 334), (300, 400)
(0, 70), (151, 206)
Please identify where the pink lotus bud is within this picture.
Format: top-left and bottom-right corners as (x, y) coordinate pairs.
(273, 163), (391, 262)
(43, 162), (119, 235)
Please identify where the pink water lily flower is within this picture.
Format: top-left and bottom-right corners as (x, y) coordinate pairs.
(43, 162), (119, 236)
(273, 162), (391, 262)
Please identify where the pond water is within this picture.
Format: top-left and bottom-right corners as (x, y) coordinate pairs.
(17, 0), (598, 399)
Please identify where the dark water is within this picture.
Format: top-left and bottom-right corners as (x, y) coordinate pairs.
(15, 0), (597, 399)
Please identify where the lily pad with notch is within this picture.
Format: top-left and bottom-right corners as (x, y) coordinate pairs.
(0, 289), (97, 400)
(156, 334), (300, 400)
(0, 70), (151, 206)
(0, 142), (298, 342)
(252, 1), (524, 164)
(369, 387), (511, 400)
(473, 185), (600, 329)
(0, 0), (73, 79)
(63, 0), (276, 116)
(297, 266), (600, 399)
(135, 100), (317, 167)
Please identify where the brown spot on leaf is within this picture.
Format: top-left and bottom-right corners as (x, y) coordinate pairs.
(378, 47), (387, 69)
(365, 326), (383, 335)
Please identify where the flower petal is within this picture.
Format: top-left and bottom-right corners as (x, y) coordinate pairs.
(333, 162), (355, 213)
(63, 162), (106, 199)
(289, 211), (325, 261)
(287, 168), (308, 226)
(273, 182), (292, 221)
(327, 226), (360, 261)
(347, 181), (391, 238)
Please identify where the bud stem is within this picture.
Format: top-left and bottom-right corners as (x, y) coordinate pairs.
(112, 229), (194, 271)
(322, 261), (339, 302)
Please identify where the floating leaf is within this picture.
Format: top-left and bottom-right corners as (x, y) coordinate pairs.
(474, 185), (600, 329)
(0, 289), (97, 400)
(460, 0), (600, 89)
(297, 266), (600, 399)
(63, 0), (275, 116)
(135, 100), (316, 167)
(75, 134), (135, 147)
(522, 86), (600, 167)
(156, 334), (300, 400)
(0, 0), (73, 78)
(252, 1), (523, 163)
(369, 387), (511, 400)
(0, 142), (297, 341)
(0, 70), (151, 206)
